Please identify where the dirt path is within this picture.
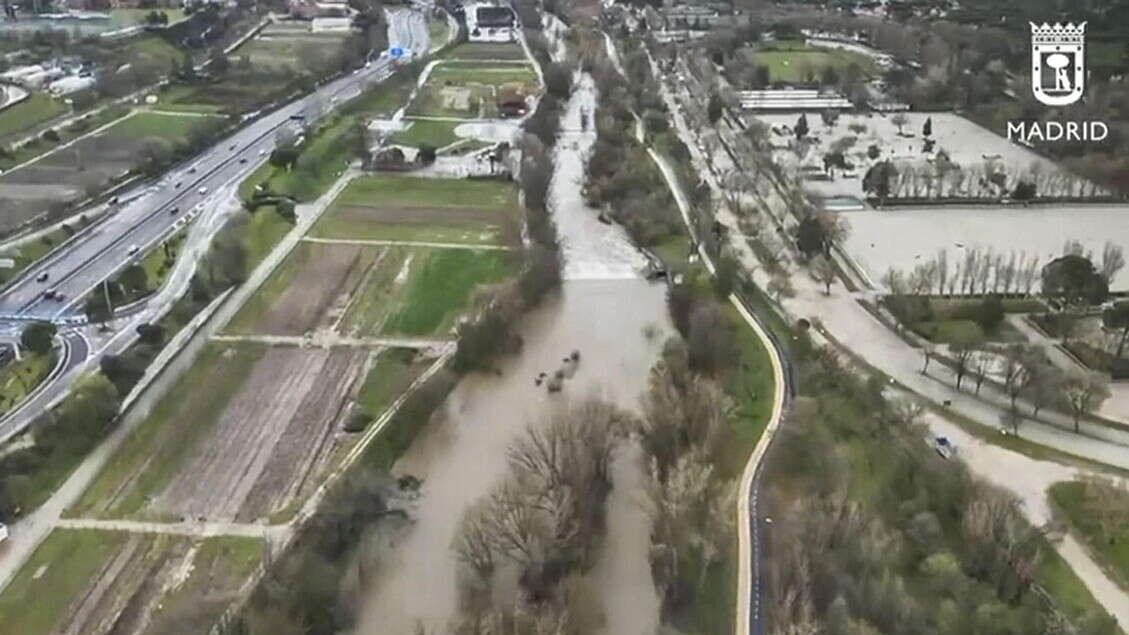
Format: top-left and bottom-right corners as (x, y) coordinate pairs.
(303, 236), (517, 250)
(211, 333), (454, 350)
(56, 518), (284, 539)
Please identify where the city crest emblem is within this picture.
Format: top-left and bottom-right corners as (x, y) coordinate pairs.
(1030, 22), (1087, 106)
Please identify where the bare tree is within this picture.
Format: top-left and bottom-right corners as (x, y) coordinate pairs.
(1061, 371), (1112, 433)
(812, 255), (837, 295)
(1099, 241), (1125, 285)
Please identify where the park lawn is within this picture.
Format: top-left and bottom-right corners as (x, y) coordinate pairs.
(239, 162), (273, 201)
(266, 116), (354, 201)
(348, 68), (420, 118)
(1050, 480), (1129, 592)
(428, 14), (450, 50)
(105, 111), (215, 142)
(339, 247), (512, 337)
(429, 62), (538, 87)
(383, 248), (511, 335)
(440, 41), (528, 61)
(718, 303), (776, 477)
(140, 229), (187, 289)
(125, 34), (188, 67)
(356, 347), (428, 418)
(66, 343), (266, 520)
(0, 352), (54, 417)
(313, 174), (521, 246)
(151, 84), (226, 114)
(335, 174), (518, 209)
(912, 317), (1024, 344)
(243, 207), (296, 270)
(389, 118), (460, 148)
(1036, 543), (1125, 629)
(0, 529), (129, 635)
(0, 92), (67, 140)
(740, 40), (876, 84)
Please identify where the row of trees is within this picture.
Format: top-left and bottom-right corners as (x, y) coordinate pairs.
(885, 241), (1123, 304)
(935, 340), (1112, 434)
(862, 158), (1110, 203)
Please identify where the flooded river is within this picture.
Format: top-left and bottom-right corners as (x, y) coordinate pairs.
(355, 74), (666, 633)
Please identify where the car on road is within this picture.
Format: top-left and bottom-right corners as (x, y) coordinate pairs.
(169, 206), (180, 215)
(0, 522), (7, 545)
(36, 271), (49, 283)
(197, 186), (208, 195)
(239, 157), (248, 164)
(127, 244), (140, 256)
(930, 436), (956, 460)
(188, 166), (197, 174)
(43, 288), (64, 301)
(229, 143), (237, 151)
(174, 181), (182, 189)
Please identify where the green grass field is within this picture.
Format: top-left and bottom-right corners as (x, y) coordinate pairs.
(334, 174), (518, 208)
(313, 174), (521, 246)
(67, 343), (266, 519)
(719, 303), (776, 477)
(740, 40), (876, 84)
(428, 14), (451, 50)
(0, 92), (68, 140)
(389, 118), (461, 149)
(428, 62), (538, 86)
(106, 111), (214, 142)
(357, 347), (428, 418)
(0, 352), (54, 417)
(0, 529), (129, 635)
(440, 41), (528, 61)
(380, 248), (511, 335)
(1051, 480), (1129, 593)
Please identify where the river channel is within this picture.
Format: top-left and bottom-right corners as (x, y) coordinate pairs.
(355, 74), (667, 634)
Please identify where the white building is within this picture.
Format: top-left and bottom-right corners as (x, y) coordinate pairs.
(466, 3), (516, 43)
(48, 75), (96, 96)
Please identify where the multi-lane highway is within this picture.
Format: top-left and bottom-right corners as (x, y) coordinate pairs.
(0, 7), (429, 444)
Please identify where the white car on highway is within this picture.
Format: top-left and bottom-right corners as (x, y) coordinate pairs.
(197, 186), (208, 195)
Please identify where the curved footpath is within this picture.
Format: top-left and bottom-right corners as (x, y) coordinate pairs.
(641, 85), (789, 635)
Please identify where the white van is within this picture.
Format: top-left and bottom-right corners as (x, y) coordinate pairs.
(0, 522), (8, 544)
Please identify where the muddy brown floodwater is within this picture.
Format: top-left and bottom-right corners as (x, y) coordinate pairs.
(356, 72), (667, 634)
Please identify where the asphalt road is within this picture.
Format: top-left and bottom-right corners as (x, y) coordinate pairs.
(0, 7), (429, 445)
(0, 11), (426, 321)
